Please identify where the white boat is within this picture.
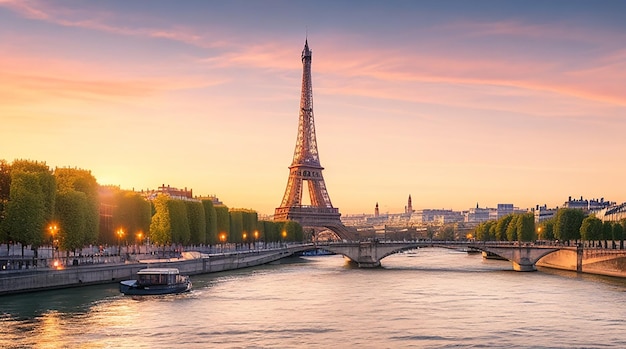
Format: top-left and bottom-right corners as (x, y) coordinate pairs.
(119, 268), (192, 295)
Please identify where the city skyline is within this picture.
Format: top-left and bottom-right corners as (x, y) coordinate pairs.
(2, 1), (625, 215)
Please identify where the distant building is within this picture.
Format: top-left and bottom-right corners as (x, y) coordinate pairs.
(405, 195), (413, 215)
(591, 202), (626, 222)
(534, 204), (557, 223)
(563, 196), (613, 212)
(415, 209), (463, 224)
(375, 202), (380, 218)
(464, 203), (493, 223)
(497, 204), (514, 219)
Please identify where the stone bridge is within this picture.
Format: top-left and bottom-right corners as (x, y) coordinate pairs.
(289, 241), (563, 271)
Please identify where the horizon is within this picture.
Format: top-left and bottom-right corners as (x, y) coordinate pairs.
(2, 1), (625, 216)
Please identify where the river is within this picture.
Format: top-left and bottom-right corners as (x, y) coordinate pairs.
(1, 248), (625, 348)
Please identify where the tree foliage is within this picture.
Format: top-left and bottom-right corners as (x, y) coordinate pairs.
(185, 200), (206, 245)
(214, 205), (230, 241)
(202, 200), (218, 245)
(554, 208), (584, 242)
(149, 195), (172, 246)
(168, 199), (190, 245)
(54, 168), (99, 244)
(1, 171), (46, 251)
(517, 212), (536, 242)
(112, 189), (151, 244)
(580, 215), (602, 243)
(55, 190), (87, 253)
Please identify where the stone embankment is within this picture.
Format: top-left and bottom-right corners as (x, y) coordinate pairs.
(0, 248), (298, 296)
(537, 247), (626, 278)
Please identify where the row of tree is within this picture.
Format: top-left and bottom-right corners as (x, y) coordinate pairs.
(0, 159), (304, 257)
(473, 208), (625, 248)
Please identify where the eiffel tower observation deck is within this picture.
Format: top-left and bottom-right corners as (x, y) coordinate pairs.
(275, 40), (353, 239)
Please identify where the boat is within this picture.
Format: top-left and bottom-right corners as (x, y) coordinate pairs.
(119, 268), (192, 295)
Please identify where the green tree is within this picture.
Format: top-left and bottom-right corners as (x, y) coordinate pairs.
(112, 190), (151, 245)
(517, 213), (536, 242)
(12, 160), (56, 222)
(185, 200), (206, 245)
(54, 168), (98, 245)
(150, 195), (172, 247)
(506, 215), (519, 242)
(229, 210), (244, 243)
(615, 220), (625, 250)
(168, 199), (190, 245)
(215, 205), (230, 242)
(0, 171), (46, 256)
(202, 200), (218, 245)
(283, 220), (303, 242)
(0, 160), (11, 239)
(538, 219), (555, 240)
(55, 190), (87, 255)
(554, 208), (584, 244)
(495, 215), (513, 241)
(580, 215), (603, 247)
(262, 220), (278, 242)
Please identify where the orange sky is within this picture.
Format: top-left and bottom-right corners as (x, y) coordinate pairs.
(2, 1), (625, 215)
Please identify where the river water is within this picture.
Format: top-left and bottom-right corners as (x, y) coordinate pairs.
(1, 248), (625, 348)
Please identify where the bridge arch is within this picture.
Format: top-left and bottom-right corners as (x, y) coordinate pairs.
(307, 242), (562, 271)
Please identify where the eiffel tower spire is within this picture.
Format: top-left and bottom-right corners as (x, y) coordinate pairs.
(275, 40), (342, 227)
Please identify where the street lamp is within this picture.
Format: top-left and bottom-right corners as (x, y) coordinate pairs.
(48, 224), (59, 267)
(254, 230), (259, 250)
(136, 232), (143, 254)
(116, 228), (125, 256)
(220, 232), (226, 253)
(243, 232), (247, 250)
(282, 230), (287, 247)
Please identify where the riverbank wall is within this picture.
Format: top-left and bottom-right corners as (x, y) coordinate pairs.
(537, 248), (626, 278)
(0, 248), (298, 296)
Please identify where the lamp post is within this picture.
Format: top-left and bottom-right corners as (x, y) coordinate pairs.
(220, 233), (226, 253)
(136, 232), (143, 254)
(116, 228), (124, 256)
(282, 230), (287, 248)
(254, 230), (259, 250)
(48, 224), (58, 267)
(243, 232), (247, 250)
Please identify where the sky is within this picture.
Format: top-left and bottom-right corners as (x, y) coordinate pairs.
(1, 0), (625, 216)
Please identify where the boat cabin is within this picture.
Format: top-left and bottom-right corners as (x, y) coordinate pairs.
(137, 268), (186, 286)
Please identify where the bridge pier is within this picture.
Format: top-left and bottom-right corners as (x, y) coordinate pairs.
(512, 258), (537, 272)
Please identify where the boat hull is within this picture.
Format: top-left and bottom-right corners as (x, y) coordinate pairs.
(119, 279), (192, 295)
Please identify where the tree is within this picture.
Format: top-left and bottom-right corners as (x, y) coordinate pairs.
(168, 199), (190, 245)
(215, 205), (230, 241)
(495, 215), (513, 241)
(283, 220), (303, 242)
(202, 200), (218, 245)
(262, 220), (279, 242)
(517, 213), (536, 242)
(11, 160), (56, 222)
(580, 215), (602, 247)
(150, 195), (172, 247)
(506, 215), (519, 242)
(54, 168), (99, 245)
(0, 171), (46, 256)
(615, 220), (625, 250)
(554, 208), (584, 244)
(185, 200), (206, 245)
(229, 210), (244, 243)
(55, 190), (87, 255)
(538, 219), (555, 240)
(0, 160), (10, 239)
(112, 189), (151, 245)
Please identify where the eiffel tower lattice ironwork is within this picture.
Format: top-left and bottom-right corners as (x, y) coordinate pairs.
(274, 40), (345, 231)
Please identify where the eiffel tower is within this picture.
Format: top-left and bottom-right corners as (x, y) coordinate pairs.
(275, 40), (353, 239)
